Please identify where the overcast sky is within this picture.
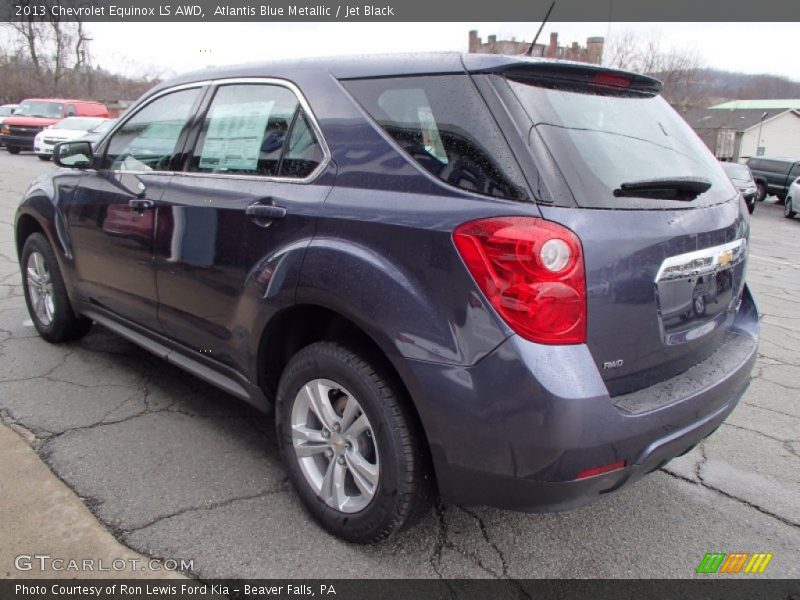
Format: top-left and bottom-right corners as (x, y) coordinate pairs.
(69, 22), (800, 81)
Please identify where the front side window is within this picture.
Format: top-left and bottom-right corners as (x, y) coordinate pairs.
(104, 88), (201, 171)
(342, 75), (529, 201)
(189, 83), (324, 178)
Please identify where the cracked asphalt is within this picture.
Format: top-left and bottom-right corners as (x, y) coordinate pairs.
(0, 152), (798, 579)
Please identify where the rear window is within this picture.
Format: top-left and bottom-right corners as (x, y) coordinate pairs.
(720, 162), (751, 181)
(15, 101), (63, 119)
(343, 75), (529, 201)
(507, 78), (735, 209)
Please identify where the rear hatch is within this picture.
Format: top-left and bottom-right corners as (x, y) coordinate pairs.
(489, 63), (749, 395)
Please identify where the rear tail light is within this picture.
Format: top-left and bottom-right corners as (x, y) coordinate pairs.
(453, 216), (587, 345)
(591, 72), (632, 88)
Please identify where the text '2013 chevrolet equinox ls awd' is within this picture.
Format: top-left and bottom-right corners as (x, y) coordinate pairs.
(15, 53), (758, 543)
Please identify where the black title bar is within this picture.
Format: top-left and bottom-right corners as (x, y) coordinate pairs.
(2, 0), (799, 22)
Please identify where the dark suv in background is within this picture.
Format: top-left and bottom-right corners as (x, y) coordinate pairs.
(14, 54), (758, 543)
(746, 156), (800, 203)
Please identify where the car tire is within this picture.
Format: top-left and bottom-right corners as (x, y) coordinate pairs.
(21, 232), (92, 343)
(37, 154), (51, 161)
(755, 182), (766, 202)
(276, 341), (432, 543)
(7, 146), (20, 155)
(747, 201), (755, 215)
(785, 198), (796, 219)
(776, 194), (786, 206)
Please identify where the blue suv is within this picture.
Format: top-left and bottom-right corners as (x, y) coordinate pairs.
(14, 53), (758, 542)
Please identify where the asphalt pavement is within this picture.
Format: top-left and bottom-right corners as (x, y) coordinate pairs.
(0, 151), (798, 579)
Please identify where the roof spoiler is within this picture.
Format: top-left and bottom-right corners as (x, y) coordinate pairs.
(479, 62), (663, 97)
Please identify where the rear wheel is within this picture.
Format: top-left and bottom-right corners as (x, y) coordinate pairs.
(21, 233), (92, 343)
(7, 146), (20, 155)
(785, 198), (796, 219)
(755, 182), (766, 202)
(276, 342), (432, 543)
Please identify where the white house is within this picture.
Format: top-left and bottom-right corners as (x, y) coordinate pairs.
(738, 110), (800, 159)
(684, 106), (800, 161)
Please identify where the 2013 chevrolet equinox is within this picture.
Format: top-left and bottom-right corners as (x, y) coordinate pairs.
(14, 53), (759, 543)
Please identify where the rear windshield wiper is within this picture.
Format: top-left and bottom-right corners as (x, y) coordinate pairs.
(613, 176), (712, 201)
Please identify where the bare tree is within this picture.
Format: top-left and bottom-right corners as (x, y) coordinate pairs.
(603, 31), (709, 112)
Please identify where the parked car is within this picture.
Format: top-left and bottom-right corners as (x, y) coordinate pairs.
(1, 98), (109, 154)
(745, 156), (800, 204)
(719, 161), (757, 214)
(785, 177), (800, 220)
(74, 118), (118, 150)
(14, 54), (758, 543)
(0, 103), (19, 146)
(33, 117), (111, 161)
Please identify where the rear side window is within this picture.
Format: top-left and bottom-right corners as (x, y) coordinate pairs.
(189, 83), (324, 178)
(343, 75), (529, 201)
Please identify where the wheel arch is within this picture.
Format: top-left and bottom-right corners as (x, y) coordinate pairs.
(15, 212), (47, 259)
(256, 303), (437, 489)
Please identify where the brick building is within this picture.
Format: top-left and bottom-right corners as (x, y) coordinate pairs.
(468, 30), (604, 65)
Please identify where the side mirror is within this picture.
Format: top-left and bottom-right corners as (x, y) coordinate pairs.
(53, 141), (93, 169)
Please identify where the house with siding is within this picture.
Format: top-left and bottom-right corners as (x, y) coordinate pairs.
(684, 105), (800, 162)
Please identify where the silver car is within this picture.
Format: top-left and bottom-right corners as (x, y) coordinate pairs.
(785, 177), (800, 220)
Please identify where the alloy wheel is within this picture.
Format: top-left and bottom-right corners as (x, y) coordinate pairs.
(291, 378), (379, 513)
(26, 251), (55, 326)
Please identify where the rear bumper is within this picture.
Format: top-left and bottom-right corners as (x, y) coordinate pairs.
(401, 285), (758, 511)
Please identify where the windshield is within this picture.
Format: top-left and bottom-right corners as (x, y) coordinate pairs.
(15, 101), (64, 119)
(54, 117), (105, 131)
(507, 78), (735, 209)
(720, 162), (752, 181)
(90, 119), (116, 134)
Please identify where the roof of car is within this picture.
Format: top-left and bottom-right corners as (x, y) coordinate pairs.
(151, 52), (645, 94)
(20, 98), (105, 104)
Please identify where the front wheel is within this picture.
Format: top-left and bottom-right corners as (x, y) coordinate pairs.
(21, 233), (92, 343)
(785, 198), (796, 219)
(37, 154), (51, 161)
(7, 146), (20, 155)
(276, 342), (432, 543)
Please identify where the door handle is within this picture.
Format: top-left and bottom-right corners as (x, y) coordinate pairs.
(245, 203), (287, 220)
(128, 198), (154, 212)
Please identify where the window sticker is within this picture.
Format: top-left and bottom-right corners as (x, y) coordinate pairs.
(417, 106), (448, 164)
(199, 100), (275, 171)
